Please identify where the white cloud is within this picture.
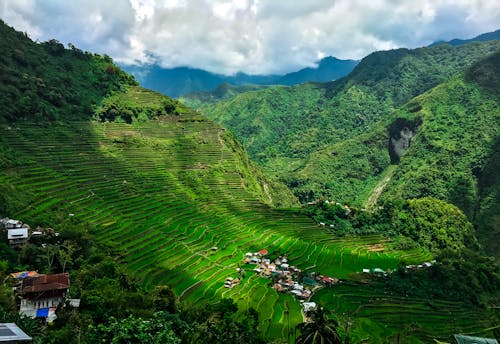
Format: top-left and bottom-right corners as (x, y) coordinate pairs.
(1, 0), (499, 74)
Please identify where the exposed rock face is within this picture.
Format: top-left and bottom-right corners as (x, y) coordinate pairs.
(388, 118), (421, 164)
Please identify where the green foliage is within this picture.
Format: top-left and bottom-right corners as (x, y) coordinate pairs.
(87, 312), (181, 344)
(388, 249), (500, 306)
(305, 197), (476, 252)
(396, 197), (477, 251)
(94, 86), (190, 123)
(186, 41), (500, 206)
(296, 307), (342, 344)
(0, 20), (136, 122)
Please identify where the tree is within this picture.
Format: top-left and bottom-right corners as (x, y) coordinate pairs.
(42, 244), (58, 273)
(86, 313), (181, 344)
(296, 307), (342, 344)
(57, 241), (76, 273)
(153, 285), (178, 313)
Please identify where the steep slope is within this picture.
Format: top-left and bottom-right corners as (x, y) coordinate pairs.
(0, 21), (497, 342)
(0, 32), (428, 340)
(297, 52), (499, 255)
(0, 20), (136, 122)
(194, 41), (500, 203)
(379, 52), (500, 256)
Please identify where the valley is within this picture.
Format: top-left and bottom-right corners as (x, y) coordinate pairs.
(0, 17), (498, 344)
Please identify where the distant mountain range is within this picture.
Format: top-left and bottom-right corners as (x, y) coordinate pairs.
(121, 56), (358, 98)
(429, 29), (500, 47)
(122, 29), (500, 98)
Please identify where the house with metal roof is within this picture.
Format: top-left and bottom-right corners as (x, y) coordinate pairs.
(17, 273), (70, 323)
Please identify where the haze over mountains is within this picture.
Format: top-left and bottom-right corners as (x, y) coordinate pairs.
(122, 57), (358, 98)
(122, 56), (359, 97)
(121, 29), (500, 99)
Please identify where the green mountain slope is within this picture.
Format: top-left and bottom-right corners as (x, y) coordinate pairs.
(297, 52), (500, 256)
(189, 41), (500, 204)
(0, 20), (497, 342)
(0, 20), (138, 122)
(379, 52), (500, 256)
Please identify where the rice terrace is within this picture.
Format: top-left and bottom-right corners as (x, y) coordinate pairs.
(1, 102), (495, 341)
(0, 6), (499, 343)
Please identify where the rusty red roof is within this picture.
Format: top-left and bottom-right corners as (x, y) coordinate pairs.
(258, 249), (268, 255)
(19, 273), (69, 294)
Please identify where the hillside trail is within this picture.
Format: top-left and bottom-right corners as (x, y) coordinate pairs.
(364, 165), (397, 208)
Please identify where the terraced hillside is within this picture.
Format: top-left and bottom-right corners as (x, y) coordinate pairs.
(313, 284), (498, 343)
(0, 105), (436, 340)
(1, 115), (494, 342)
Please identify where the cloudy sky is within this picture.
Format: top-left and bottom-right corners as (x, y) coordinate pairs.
(1, 0), (499, 75)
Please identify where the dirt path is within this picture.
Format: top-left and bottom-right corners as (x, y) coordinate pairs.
(364, 165), (396, 208)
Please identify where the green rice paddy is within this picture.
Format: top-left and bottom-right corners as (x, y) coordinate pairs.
(0, 117), (494, 342)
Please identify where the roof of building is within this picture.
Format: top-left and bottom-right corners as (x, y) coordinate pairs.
(454, 335), (498, 344)
(258, 249), (268, 255)
(19, 273), (70, 294)
(9, 271), (39, 279)
(0, 323), (32, 342)
(7, 228), (28, 240)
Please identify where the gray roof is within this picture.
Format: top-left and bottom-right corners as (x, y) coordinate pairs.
(0, 323), (31, 342)
(454, 334), (498, 344)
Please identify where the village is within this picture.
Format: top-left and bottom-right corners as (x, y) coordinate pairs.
(224, 248), (340, 314)
(0, 217), (78, 335)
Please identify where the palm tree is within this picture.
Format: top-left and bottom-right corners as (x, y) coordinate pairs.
(296, 307), (342, 344)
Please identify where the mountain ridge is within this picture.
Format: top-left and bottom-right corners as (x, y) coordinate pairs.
(121, 56), (358, 98)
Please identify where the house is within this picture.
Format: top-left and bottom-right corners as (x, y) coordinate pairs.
(453, 334), (498, 344)
(17, 273), (70, 323)
(1, 218), (30, 248)
(302, 302), (316, 313)
(0, 323), (31, 342)
(257, 249), (268, 256)
(7, 228), (29, 248)
(0, 218), (30, 231)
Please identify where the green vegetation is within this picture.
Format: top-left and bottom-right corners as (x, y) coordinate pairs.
(305, 197), (476, 252)
(180, 83), (269, 109)
(0, 20), (136, 122)
(0, 119), (431, 341)
(94, 86), (191, 123)
(0, 19), (498, 343)
(185, 41), (500, 207)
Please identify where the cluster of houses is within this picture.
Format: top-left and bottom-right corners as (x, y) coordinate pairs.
(7, 271), (77, 323)
(224, 276), (240, 288)
(361, 261), (435, 276)
(0, 217), (58, 249)
(0, 217), (76, 326)
(244, 249), (338, 304)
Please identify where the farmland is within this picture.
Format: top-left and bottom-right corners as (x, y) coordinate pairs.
(1, 112), (495, 342)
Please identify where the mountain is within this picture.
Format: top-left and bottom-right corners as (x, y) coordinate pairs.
(0, 20), (138, 122)
(275, 56), (358, 85)
(0, 19), (433, 343)
(192, 41), (500, 209)
(121, 56), (358, 98)
(379, 51), (500, 256)
(429, 28), (500, 47)
(1, 19), (498, 343)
